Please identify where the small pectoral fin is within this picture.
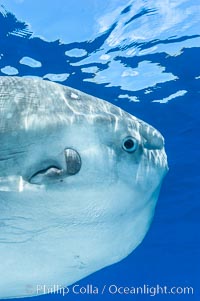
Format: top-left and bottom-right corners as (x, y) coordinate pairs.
(29, 148), (82, 185)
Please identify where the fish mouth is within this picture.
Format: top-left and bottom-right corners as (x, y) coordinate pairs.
(29, 148), (82, 185)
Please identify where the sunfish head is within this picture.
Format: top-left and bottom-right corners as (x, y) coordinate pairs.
(0, 77), (168, 298)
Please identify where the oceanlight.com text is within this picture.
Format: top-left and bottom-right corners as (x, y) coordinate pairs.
(27, 283), (194, 297)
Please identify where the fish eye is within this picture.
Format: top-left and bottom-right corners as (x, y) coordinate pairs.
(122, 136), (138, 153)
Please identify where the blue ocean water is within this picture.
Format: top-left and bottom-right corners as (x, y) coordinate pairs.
(0, 1), (199, 300)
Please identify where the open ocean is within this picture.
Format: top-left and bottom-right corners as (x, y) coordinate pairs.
(0, 0), (199, 300)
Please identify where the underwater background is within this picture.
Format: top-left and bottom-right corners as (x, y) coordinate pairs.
(0, 0), (199, 300)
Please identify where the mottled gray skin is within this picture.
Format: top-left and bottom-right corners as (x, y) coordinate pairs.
(0, 77), (168, 298)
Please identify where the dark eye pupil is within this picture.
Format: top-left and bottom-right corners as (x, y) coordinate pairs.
(124, 139), (134, 149)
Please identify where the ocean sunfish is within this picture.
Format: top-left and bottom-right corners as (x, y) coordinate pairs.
(0, 76), (168, 298)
